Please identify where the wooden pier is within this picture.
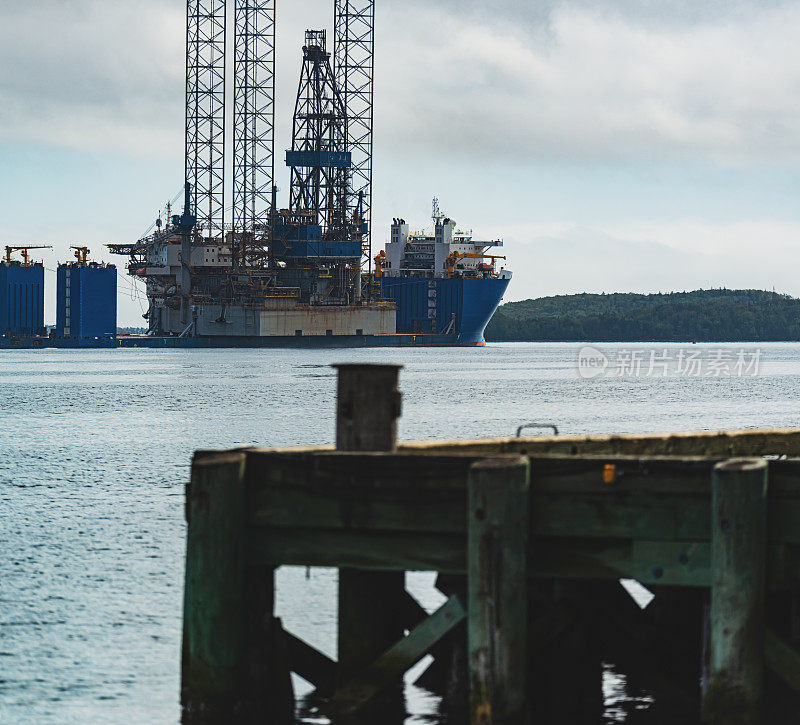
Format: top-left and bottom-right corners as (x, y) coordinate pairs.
(181, 364), (800, 723)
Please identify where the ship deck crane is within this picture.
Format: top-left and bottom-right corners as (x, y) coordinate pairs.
(4, 245), (53, 266)
(373, 250), (386, 278)
(446, 251), (506, 278)
(70, 246), (91, 267)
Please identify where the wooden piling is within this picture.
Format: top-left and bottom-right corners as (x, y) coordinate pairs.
(333, 364), (407, 688)
(703, 458), (768, 724)
(181, 451), (293, 722)
(181, 452), (248, 715)
(332, 362), (402, 453)
(530, 579), (604, 723)
(467, 456), (530, 725)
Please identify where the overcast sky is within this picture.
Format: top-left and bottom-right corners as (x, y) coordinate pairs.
(2, 0), (799, 324)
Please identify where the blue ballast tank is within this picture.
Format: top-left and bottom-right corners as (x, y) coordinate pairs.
(56, 264), (117, 339)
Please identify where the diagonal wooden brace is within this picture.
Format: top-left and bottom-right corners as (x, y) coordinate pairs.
(331, 594), (466, 713)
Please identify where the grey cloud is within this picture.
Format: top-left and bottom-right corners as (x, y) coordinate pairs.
(375, 2), (800, 165)
(0, 1), (184, 153)
(408, 0), (795, 30)
(1, 0), (799, 167)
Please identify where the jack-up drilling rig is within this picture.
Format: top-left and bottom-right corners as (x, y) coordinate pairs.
(107, 0), (510, 346)
(109, 0), (386, 339)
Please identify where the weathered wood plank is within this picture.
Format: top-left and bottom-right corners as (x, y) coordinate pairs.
(704, 458), (768, 724)
(468, 457), (529, 725)
(241, 427), (800, 459)
(246, 450), (724, 496)
(531, 541), (798, 589)
(248, 527), (466, 573)
(532, 492), (711, 541)
(398, 428), (800, 457)
(248, 528), (799, 590)
(249, 485), (467, 533)
(331, 595), (466, 713)
(251, 482), (713, 541)
(245, 450), (800, 542)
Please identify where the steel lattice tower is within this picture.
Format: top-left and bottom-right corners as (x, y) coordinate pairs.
(232, 0), (275, 268)
(289, 30), (349, 237)
(185, 0), (227, 238)
(334, 0), (374, 265)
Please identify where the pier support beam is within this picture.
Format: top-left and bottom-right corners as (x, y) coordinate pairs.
(703, 458), (768, 724)
(181, 451), (293, 722)
(333, 364), (406, 689)
(467, 456), (530, 725)
(182, 452), (248, 715)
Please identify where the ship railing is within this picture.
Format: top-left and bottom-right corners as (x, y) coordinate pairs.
(262, 287), (301, 298)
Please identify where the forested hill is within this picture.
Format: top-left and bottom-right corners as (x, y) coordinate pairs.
(484, 289), (800, 342)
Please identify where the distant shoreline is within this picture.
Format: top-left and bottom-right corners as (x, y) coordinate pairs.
(485, 289), (800, 343)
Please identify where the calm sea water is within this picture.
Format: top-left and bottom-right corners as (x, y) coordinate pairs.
(2, 342), (799, 723)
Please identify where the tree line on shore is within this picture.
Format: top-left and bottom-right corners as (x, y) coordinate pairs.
(484, 289), (800, 342)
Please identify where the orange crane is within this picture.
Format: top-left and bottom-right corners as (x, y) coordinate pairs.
(4, 245), (53, 266)
(373, 250), (387, 278)
(446, 251), (506, 278)
(71, 246), (91, 267)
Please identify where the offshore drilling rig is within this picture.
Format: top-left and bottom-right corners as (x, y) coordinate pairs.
(107, 0), (510, 346)
(109, 1), (389, 339)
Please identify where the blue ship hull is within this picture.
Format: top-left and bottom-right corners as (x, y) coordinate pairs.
(1, 277), (509, 349)
(380, 276), (510, 344)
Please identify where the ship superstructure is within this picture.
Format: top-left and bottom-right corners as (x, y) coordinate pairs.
(379, 199), (510, 281)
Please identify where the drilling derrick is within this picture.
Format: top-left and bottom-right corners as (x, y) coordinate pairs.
(274, 30), (365, 306)
(233, 0), (275, 268)
(185, 0), (226, 239)
(334, 0), (375, 272)
(286, 30), (350, 238)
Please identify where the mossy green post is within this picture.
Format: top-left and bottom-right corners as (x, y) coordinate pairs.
(703, 458), (768, 724)
(182, 451), (293, 721)
(467, 456), (530, 725)
(181, 452), (248, 715)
